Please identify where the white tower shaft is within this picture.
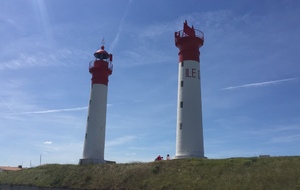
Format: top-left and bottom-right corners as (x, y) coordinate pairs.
(82, 84), (108, 163)
(175, 60), (204, 158)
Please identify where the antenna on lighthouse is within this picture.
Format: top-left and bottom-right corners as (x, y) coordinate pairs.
(101, 38), (106, 46)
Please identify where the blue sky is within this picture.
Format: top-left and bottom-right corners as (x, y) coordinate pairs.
(1, 0), (300, 167)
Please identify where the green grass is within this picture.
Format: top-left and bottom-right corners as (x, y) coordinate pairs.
(0, 156), (300, 190)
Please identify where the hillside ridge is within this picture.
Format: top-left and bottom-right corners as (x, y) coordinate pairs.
(0, 157), (299, 190)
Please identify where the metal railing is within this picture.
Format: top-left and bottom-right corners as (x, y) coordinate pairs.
(175, 29), (204, 43)
(89, 60), (113, 72)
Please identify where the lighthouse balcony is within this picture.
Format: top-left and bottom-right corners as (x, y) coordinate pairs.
(89, 60), (113, 72)
(175, 29), (204, 43)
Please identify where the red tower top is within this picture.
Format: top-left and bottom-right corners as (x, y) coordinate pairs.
(89, 45), (113, 85)
(175, 21), (204, 62)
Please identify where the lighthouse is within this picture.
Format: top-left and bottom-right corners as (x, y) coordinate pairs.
(79, 44), (113, 165)
(174, 21), (205, 159)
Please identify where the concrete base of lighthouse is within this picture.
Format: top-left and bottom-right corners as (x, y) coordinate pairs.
(173, 154), (205, 159)
(79, 158), (105, 165)
(79, 158), (116, 165)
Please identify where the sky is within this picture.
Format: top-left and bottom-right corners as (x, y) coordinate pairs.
(0, 0), (300, 167)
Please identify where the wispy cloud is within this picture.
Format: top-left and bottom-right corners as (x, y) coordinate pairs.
(221, 78), (297, 90)
(33, 0), (54, 45)
(0, 51), (62, 70)
(12, 106), (87, 114)
(106, 135), (136, 147)
(0, 96), (15, 112)
(271, 134), (300, 143)
(43, 141), (53, 145)
(109, 0), (133, 53)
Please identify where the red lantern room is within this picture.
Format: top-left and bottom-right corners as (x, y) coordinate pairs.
(89, 45), (113, 86)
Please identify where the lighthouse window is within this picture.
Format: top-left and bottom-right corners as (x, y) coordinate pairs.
(181, 80), (183, 87)
(85, 133), (87, 139)
(180, 101), (183, 108)
(180, 123), (183, 130)
(181, 61), (184, 67)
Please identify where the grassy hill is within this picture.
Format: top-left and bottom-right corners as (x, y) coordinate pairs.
(0, 156), (299, 190)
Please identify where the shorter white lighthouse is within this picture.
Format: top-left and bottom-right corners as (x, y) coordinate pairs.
(79, 45), (113, 165)
(174, 21), (205, 159)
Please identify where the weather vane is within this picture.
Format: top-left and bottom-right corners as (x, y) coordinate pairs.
(101, 38), (106, 46)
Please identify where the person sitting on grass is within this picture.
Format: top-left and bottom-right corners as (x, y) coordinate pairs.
(155, 155), (162, 161)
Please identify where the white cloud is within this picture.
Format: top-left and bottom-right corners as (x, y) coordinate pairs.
(271, 135), (300, 143)
(0, 96), (15, 112)
(43, 141), (53, 145)
(125, 152), (136, 156)
(12, 106), (88, 115)
(108, 0), (133, 53)
(106, 135), (136, 147)
(221, 78), (297, 90)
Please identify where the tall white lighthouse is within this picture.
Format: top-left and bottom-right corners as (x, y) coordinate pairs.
(174, 21), (205, 159)
(79, 45), (113, 165)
